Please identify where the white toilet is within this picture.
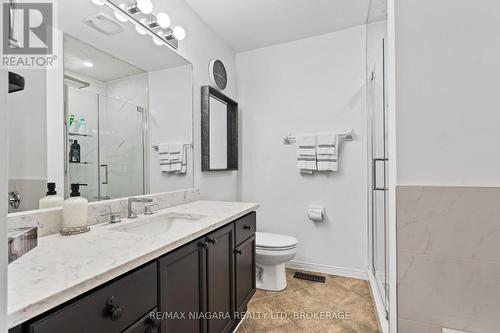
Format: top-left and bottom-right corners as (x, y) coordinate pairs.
(255, 232), (298, 291)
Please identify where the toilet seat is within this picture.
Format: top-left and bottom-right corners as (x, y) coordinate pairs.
(256, 232), (298, 251)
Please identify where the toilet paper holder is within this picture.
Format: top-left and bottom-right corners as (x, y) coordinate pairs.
(308, 206), (325, 222)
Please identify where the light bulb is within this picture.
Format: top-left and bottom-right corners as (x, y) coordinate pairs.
(114, 5), (128, 22)
(156, 12), (171, 29)
(135, 19), (148, 35)
(92, 0), (105, 5)
(172, 26), (186, 40)
(136, 0), (152, 14)
(152, 36), (163, 46)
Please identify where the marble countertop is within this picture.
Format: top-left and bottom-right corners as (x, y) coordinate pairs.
(7, 200), (258, 328)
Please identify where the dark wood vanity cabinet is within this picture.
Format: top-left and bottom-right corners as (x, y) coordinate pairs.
(206, 224), (236, 333)
(10, 212), (256, 333)
(26, 262), (158, 333)
(158, 238), (205, 333)
(158, 223), (236, 333)
(235, 235), (256, 315)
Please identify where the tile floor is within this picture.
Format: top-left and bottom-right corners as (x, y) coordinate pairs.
(235, 269), (380, 333)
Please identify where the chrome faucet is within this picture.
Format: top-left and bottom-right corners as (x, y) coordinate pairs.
(127, 197), (153, 219)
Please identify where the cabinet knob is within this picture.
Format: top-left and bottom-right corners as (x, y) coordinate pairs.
(235, 249), (242, 255)
(243, 225), (252, 230)
(207, 237), (217, 244)
(110, 307), (123, 321)
(106, 296), (123, 321)
(198, 241), (208, 249)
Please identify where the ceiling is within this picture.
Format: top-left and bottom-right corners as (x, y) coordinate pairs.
(184, 0), (372, 52)
(59, 0), (189, 73)
(64, 34), (145, 82)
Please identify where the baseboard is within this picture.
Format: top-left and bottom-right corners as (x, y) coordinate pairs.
(367, 270), (389, 333)
(286, 260), (368, 280)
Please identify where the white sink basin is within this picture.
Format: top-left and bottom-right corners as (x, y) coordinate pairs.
(110, 213), (208, 237)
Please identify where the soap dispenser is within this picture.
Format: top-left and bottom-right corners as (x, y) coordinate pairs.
(62, 183), (90, 235)
(39, 182), (64, 209)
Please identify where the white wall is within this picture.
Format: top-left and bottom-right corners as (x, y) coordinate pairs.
(395, 0), (500, 187)
(47, 30), (64, 193)
(7, 69), (47, 180)
(236, 26), (368, 277)
(154, 0), (239, 201)
(149, 65), (194, 193)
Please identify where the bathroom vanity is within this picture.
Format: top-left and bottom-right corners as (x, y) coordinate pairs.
(8, 201), (257, 333)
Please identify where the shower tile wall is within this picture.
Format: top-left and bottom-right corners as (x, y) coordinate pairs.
(397, 186), (500, 333)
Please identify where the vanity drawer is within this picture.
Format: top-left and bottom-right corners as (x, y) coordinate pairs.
(234, 212), (256, 245)
(28, 262), (157, 333)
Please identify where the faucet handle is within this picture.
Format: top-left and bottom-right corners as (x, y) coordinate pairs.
(100, 209), (122, 223)
(144, 204), (159, 215)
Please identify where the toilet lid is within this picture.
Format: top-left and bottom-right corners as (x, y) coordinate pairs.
(256, 232), (298, 249)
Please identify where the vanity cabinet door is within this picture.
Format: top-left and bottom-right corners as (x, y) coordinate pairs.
(235, 235), (256, 315)
(205, 224), (235, 333)
(159, 239), (206, 333)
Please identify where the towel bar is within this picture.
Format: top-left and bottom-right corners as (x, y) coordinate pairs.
(283, 129), (354, 145)
(153, 143), (193, 151)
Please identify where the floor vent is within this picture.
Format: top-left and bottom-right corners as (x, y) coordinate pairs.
(293, 271), (326, 283)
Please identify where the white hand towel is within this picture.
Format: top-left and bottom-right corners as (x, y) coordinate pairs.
(169, 144), (183, 172)
(159, 143), (171, 172)
(297, 134), (317, 174)
(316, 134), (339, 171)
(178, 145), (188, 175)
(316, 133), (337, 155)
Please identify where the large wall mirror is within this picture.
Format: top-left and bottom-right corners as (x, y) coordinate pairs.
(6, 0), (193, 213)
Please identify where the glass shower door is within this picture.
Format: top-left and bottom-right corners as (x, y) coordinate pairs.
(66, 86), (100, 200)
(98, 96), (145, 200)
(370, 40), (390, 312)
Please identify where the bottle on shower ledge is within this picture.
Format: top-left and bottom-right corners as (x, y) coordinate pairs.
(39, 182), (64, 209)
(69, 140), (81, 163)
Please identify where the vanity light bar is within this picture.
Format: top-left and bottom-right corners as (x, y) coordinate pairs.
(96, 0), (183, 50)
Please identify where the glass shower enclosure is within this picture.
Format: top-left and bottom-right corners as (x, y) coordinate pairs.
(64, 85), (147, 201)
(368, 38), (390, 318)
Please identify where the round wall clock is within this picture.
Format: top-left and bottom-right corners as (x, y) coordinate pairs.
(209, 59), (227, 90)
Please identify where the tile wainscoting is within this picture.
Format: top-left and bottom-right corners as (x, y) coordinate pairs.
(397, 186), (500, 333)
(7, 188), (201, 237)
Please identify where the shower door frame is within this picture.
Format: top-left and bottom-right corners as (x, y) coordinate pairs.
(367, 37), (390, 325)
(64, 84), (149, 200)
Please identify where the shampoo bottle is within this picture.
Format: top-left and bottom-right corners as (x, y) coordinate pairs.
(62, 183), (89, 235)
(39, 182), (64, 209)
(70, 140), (81, 163)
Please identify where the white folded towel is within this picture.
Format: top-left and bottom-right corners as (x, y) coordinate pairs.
(159, 143), (188, 174)
(169, 144), (183, 172)
(296, 134), (317, 174)
(178, 145), (188, 175)
(316, 133), (337, 155)
(159, 143), (171, 172)
(316, 133), (339, 172)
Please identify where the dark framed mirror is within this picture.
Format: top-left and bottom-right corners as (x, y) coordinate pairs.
(201, 86), (238, 171)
